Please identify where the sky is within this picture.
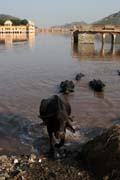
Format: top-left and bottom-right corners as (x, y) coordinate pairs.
(0, 0), (120, 27)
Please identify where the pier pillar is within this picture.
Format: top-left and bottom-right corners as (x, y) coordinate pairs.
(111, 34), (116, 45)
(111, 34), (116, 55)
(72, 30), (79, 44)
(78, 33), (95, 44)
(102, 33), (106, 45)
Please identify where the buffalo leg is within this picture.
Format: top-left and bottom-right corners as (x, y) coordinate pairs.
(47, 127), (54, 152)
(66, 121), (75, 133)
(55, 138), (65, 148)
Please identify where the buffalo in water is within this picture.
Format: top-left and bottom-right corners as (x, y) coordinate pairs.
(117, 70), (120, 76)
(89, 79), (105, 92)
(39, 95), (75, 152)
(75, 73), (85, 81)
(59, 80), (75, 94)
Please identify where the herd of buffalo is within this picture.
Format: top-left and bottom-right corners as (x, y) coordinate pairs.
(39, 70), (120, 152)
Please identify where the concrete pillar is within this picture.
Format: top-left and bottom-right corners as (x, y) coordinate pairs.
(111, 34), (116, 55)
(111, 34), (116, 45)
(72, 31), (79, 44)
(100, 45), (105, 57)
(102, 33), (106, 45)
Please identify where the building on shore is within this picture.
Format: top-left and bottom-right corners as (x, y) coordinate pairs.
(0, 20), (35, 34)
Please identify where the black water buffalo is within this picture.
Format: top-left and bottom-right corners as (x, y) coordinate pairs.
(89, 79), (105, 92)
(117, 70), (120, 76)
(39, 95), (75, 151)
(75, 73), (85, 81)
(59, 80), (75, 94)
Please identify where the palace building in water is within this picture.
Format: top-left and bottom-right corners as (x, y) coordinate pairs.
(0, 20), (35, 33)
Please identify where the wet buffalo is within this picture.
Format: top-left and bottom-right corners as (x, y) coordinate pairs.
(75, 73), (85, 81)
(117, 70), (120, 76)
(39, 95), (75, 152)
(89, 79), (105, 92)
(59, 80), (75, 94)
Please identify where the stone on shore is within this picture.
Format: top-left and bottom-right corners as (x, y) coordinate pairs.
(82, 124), (120, 179)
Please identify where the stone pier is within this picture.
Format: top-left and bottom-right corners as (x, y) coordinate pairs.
(72, 25), (120, 46)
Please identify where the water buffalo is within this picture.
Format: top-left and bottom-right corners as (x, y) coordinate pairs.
(75, 73), (85, 81)
(59, 80), (75, 94)
(89, 79), (105, 92)
(117, 70), (120, 76)
(39, 95), (75, 152)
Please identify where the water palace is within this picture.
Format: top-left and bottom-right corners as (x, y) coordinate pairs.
(0, 20), (35, 34)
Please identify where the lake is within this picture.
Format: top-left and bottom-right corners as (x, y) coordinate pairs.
(0, 33), (120, 154)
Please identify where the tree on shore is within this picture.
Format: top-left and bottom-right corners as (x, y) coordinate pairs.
(0, 18), (28, 25)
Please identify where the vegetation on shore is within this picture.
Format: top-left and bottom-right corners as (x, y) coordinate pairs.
(0, 14), (28, 25)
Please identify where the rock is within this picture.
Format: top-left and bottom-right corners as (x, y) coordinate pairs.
(0, 177), (6, 180)
(28, 154), (36, 163)
(0, 155), (8, 162)
(14, 159), (19, 164)
(82, 125), (120, 178)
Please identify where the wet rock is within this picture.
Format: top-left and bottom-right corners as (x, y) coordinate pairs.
(0, 152), (94, 180)
(28, 154), (36, 163)
(9, 169), (20, 178)
(89, 79), (105, 92)
(59, 80), (75, 94)
(75, 73), (85, 81)
(82, 124), (120, 178)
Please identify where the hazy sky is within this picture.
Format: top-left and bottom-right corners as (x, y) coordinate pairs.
(0, 0), (120, 27)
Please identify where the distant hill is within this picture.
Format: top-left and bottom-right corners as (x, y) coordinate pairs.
(0, 14), (29, 25)
(51, 11), (120, 29)
(0, 14), (20, 20)
(93, 11), (120, 25)
(51, 21), (88, 29)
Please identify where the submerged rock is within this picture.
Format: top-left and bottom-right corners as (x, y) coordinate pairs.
(82, 125), (120, 178)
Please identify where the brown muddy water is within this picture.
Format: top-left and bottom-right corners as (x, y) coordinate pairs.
(0, 33), (120, 154)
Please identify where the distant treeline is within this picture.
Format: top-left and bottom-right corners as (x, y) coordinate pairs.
(0, 19), (28, 25)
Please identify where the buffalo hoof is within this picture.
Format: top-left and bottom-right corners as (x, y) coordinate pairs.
(55, 143), (61, 148)
(59, 80), (75, 94)
(49, 145), (55, 154)
(75, 73), (85, 81)
(89, 79), (105, 92)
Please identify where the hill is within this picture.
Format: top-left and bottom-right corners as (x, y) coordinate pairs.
(0, 14), (29, 25)
(93, 11), (120, 25)
(0, 14), (20, 20)
(51, 11), (120, 28)
(51, 21), (87, 29)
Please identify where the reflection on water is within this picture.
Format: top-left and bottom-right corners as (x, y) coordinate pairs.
(72, 41), (120, 60)
(0, 33), (35, 48)
(94, 91), (104, 99)
(0, 33), (120, 153)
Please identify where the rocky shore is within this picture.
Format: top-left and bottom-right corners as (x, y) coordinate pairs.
(0, 150), (93, 180)
(1, 124), (120, 180)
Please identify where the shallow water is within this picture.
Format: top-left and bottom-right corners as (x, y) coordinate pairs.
(0, 33), (120, 154)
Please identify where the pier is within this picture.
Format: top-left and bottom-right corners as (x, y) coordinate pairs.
(72, 25), (120, 46)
